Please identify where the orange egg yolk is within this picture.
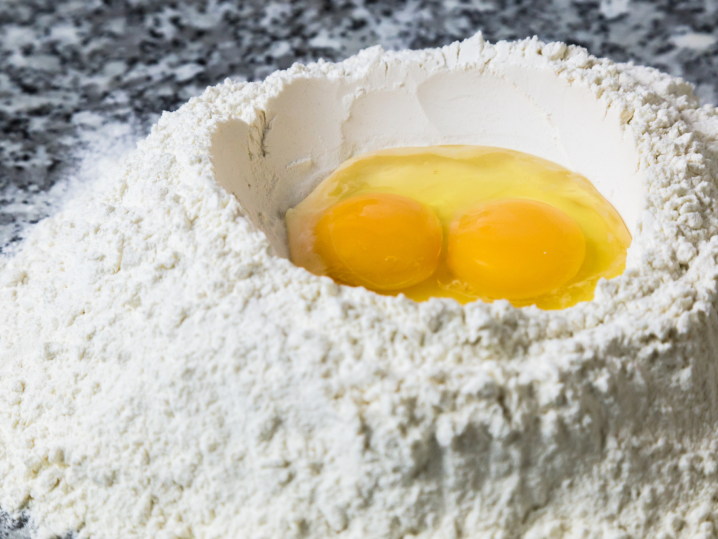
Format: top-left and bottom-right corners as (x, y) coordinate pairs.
(447, 199), (586, 300)
(314, 193), (442, 291)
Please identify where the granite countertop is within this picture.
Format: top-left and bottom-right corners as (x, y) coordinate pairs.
(1, 0), (718, 536)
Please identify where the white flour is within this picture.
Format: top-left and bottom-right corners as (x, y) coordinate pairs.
(3, 34), (718, 539)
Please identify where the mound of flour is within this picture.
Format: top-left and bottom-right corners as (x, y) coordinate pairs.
(3, 34), (718, 539)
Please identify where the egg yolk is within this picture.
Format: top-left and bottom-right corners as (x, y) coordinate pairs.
(447, 199), (586, 300)
(314, 193), (442, 290)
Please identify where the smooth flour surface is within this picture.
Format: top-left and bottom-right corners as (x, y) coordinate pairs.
(3, 34), (718, 539)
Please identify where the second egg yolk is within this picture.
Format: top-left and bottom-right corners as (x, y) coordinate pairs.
(447, 199), (586, 300)
(314, 193), (442, 291)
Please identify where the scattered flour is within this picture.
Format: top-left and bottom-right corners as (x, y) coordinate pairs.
(3, 34), (718, 539)
(0, 120), (137, 259)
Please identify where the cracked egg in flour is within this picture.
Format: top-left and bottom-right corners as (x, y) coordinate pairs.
(212, 38), (641, 310)
(286, 145), (631, 310)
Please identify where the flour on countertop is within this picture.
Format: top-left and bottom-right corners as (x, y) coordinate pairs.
(3, 34), (718, 539)
(0, 120), (137, 259)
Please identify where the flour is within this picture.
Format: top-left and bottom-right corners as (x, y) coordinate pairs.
(2, 33), (718, 539)
(0, 120), (137, 258)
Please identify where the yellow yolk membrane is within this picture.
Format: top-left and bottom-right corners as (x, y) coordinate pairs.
(447, 199), (586, 300)
(315, 193), (443, 291)
(286, 146), (632, 310)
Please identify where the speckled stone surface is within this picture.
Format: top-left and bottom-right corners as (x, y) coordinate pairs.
(1, 0), (718, 535)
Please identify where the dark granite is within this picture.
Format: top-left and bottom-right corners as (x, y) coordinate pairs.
(1, 0), (718, 535)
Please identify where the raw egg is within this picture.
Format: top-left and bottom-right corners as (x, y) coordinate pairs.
(286, 145), (631, 309)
